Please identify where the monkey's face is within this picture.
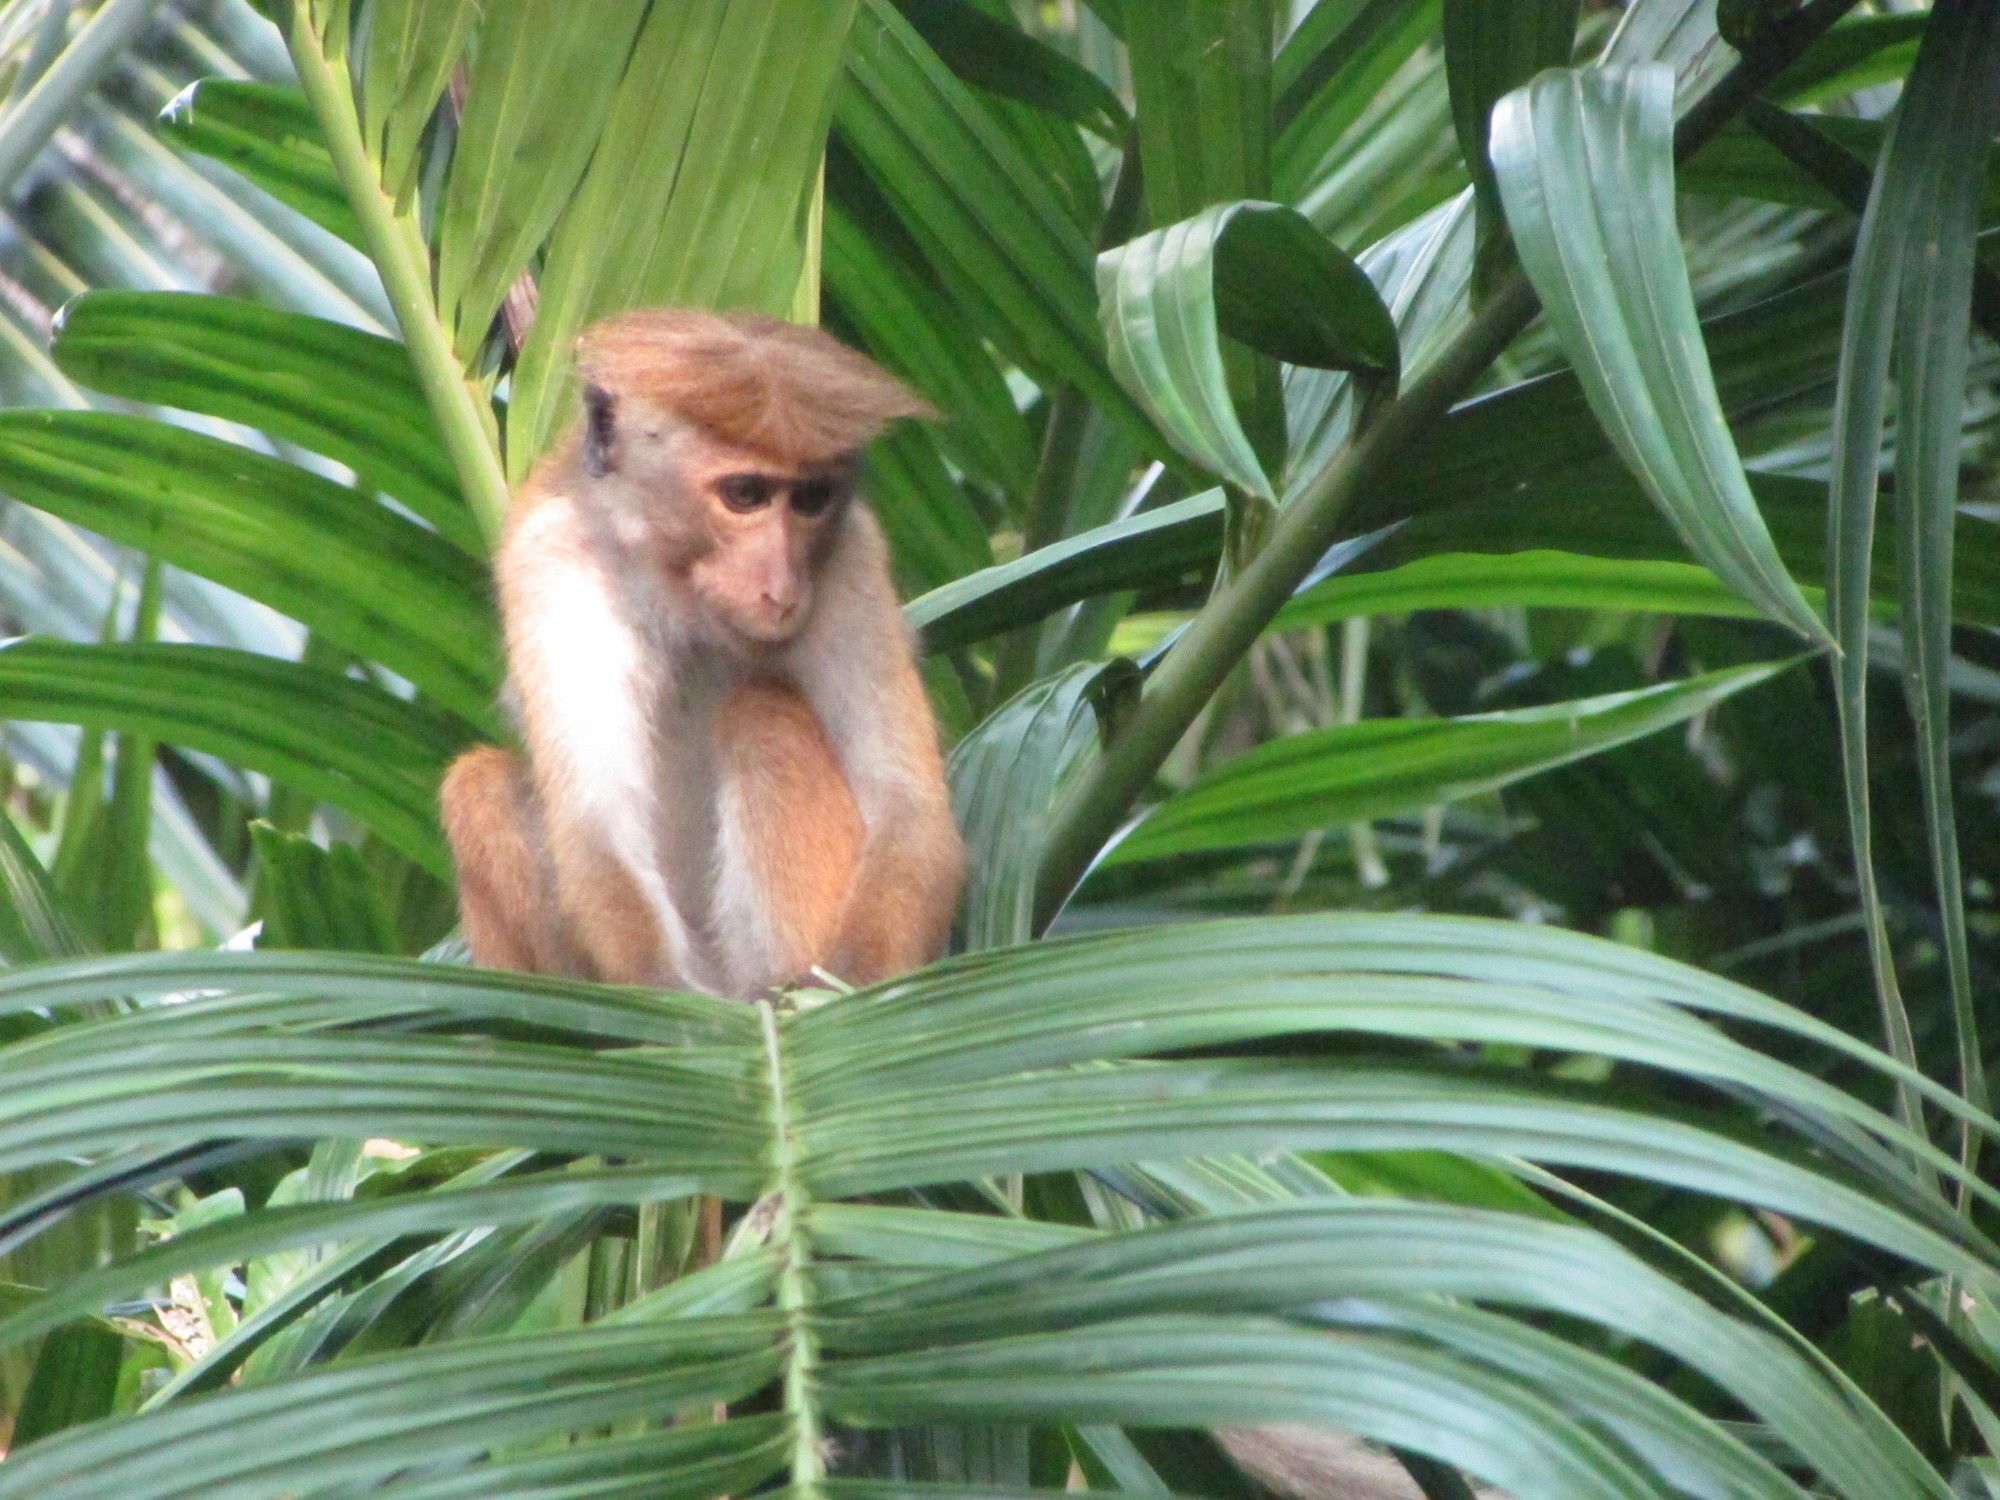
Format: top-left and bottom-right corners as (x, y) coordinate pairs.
(578, 383), (856, 647)
(681, 442), (855, 645)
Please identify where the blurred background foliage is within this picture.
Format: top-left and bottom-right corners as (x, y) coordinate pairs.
(0, 1), (1989, 1497)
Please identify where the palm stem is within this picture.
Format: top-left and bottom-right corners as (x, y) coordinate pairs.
(282, 2), (512, 549)
(759, 1001), (826, 1494)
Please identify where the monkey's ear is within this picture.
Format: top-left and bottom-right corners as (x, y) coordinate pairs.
(582, 383), (616, 477)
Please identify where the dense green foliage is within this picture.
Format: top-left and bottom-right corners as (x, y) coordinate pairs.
(0, 0), (1992, 1496)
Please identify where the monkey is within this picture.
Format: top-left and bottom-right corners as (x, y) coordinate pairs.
(440, 308), (964, 999)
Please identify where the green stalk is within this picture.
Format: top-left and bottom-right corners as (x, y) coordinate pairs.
(1032, 0), (1864, 927)
(282, 2), (512, 549)
(758, 1001), (825, 1495)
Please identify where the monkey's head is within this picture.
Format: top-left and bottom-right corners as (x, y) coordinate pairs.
(572, 309), (933, 645)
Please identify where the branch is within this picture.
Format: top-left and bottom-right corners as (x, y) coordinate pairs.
(1032, 0), (1865, 927)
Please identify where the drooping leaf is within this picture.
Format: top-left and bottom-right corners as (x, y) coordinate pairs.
(1490, 65), (1832, 646)
(1824, 0), (2000, 1129)
(1099, 202), (1398, 503)
(948, 660), (1137, 951)
(1109, 661), (1791, 864)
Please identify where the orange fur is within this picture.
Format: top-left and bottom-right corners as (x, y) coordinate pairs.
(712, 681), (864, 981)
(576, 308), (935, 470)
(438, 746), (579, 976)
(441, 309), (963, 998)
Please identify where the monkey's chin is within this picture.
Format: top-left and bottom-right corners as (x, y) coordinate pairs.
(731, 616), (808, 652)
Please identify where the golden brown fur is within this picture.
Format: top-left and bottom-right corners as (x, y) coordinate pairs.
(442, 309), (962, 997)
(577, 309), (935, 472)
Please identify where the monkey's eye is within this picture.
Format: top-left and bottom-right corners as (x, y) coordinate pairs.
(717, 475), (775, 512)
(790, 478), (840, 517)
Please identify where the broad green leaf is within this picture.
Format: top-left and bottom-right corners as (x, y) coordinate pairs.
(158, 80), (360, 252)
(908, 491), (1225, 655)
(1490, 65), (1831, 647)
(1825, 0), (2000, 1130)
(0, 640), (465, 878)
(356, 0), (475, 208)
(1109, 661), (1789, 864)
(1099, 202), (1398, 503)
(433, 2), (649, 355)
(0, 411), (500, 727)
(949, 661), (1136, 951)
(51, 291), (479, 554)
(506, 1), (858, 472)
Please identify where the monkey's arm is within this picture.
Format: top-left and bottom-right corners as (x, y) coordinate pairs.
(498, 499), (715, 990)
(794, 511), (964, 984)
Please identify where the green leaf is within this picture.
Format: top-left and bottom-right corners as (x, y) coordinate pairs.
(0, 640), (466, 878)
(433, 2), (650, 354)
(1825, 0), (2000, 1132)
(1273, 549), (1785, 631)
(0, 1322), (784, 1499)
(506, 1), (858, 472)
(1098, 202), (1398, 503)
(826, 173), (1037, 501)
(862, 426), (995, 596)
(0, 1167), (708, 1360)
(836, 0), (1153, 451)
(249, 824), (400, 953)
(907, 491), (1225, 655)
(0, 812), (83, 966)
(1125, 0), (1275, 221)
(8, 1322), (123, 1449)
(356, 0), (476, 208)
(1489, 65), (1833, 647)
(0, 411), (500, 728)
(1441, 0), (1578, 293)
(948, 661), (1136, 951)
(1108, 661), (1791, 865)
(50, 291), (480, 554)
(1275, 0), (1442, 204)
(158, 80), (361, 252)
(892, 0), (1127, 141)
